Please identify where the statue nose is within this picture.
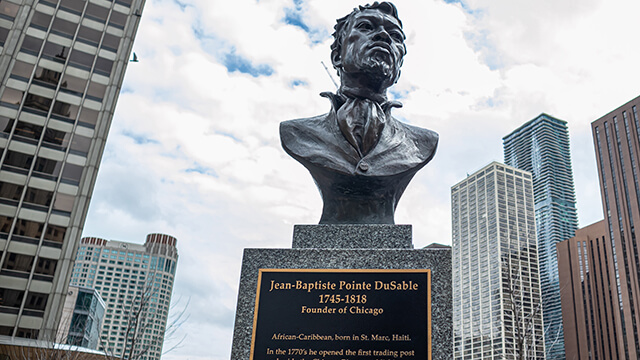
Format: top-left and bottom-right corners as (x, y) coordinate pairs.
(372, 28), (391, 44)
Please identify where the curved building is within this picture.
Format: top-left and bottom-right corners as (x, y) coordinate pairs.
(503, 114), (579, 360)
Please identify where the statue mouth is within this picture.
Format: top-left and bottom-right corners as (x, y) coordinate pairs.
(368, 43), (393, 55)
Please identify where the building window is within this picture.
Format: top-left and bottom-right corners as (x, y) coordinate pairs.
(3, 150), (34, 174)
(30, 11), (52, 31)
(76, 25), (101, 47)
(0, 87), (24, 107)
(0, 182), (23, 202)
(44, 224), (66, 243)
(35, 257), (57, 277)
(0, 116), (14, 136)
(0, 1), (19, 20)
(2, 252), (34, 273)
(59, 0), (86, 15)
(19, 35), (44, 56)
(0, 287), (25, 308)
(101, 33), (120, 52)
(10, 60), (36, 81)
(51, 16), (78, 39)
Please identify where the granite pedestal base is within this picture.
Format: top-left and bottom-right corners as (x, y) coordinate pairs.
(230, 225), (452, 360)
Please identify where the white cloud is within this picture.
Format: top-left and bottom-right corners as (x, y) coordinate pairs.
(81, 0), (640, 358)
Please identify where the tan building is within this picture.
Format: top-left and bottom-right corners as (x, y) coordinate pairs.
(591, 95), (640, 359)
(0, 0), (145, 342)
(557, 220), (624, 359)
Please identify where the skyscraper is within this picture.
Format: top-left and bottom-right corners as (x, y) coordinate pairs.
(0, 0), (144, 340)
(452, 162), (545, 359)
(70, 234), (178, 360)
(591, 95), (640, 359)
(504, 113), (579, 359)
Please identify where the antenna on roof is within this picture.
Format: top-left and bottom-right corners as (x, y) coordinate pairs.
(321, 61), (339, 90)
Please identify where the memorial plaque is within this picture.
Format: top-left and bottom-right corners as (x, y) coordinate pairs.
(250, 269), (431, 360)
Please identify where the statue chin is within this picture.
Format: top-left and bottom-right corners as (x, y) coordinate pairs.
(360, 59), (398, 86)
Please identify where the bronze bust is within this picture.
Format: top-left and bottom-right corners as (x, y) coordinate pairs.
(280, 2), (438, 224)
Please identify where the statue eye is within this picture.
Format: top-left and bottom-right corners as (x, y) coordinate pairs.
(389, 31), (404, 42)
(356, 21), (373, 31)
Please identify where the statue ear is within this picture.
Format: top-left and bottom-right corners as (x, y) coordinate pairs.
(331, 48), (342, 68)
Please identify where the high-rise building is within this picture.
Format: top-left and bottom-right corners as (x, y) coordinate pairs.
(452, 162), (545, 359)
(557, 220), (624, 360)
(503, 113), (579, 359)
(57, 284), (105, 349)
(0, 0), (144, 340)
(591, 95), (640, 359)
(70, 234), (178, 360)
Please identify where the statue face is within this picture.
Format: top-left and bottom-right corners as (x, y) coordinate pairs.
(337, 9), (406, 88)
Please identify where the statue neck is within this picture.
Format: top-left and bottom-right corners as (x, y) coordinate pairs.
(339, 73), (389, 103)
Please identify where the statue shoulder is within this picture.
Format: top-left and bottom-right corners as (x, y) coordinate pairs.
(395, 120), (439, 159)
(279, 113), (333, 158)
(280, 114), (327, 137)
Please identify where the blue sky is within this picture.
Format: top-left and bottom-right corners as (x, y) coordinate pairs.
(81, 0), (640, 359)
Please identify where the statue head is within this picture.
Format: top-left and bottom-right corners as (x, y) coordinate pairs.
(330, 2), (407, 92)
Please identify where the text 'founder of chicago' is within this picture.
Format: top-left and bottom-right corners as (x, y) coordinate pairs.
(280, 2), (438, 225)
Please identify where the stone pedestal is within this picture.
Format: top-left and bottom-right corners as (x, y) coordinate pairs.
(230, 225), (452, 360)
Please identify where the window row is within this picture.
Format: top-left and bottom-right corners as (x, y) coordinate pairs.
(1, 89), (100, 128)
(0, 215), (67, 243)
(0, 326), (39, 339)
(0, 149), (85, 184)
(0, 251), (58, 277)
(0, 287), (49, 312)
(30, 10), (122, 53)
(0, 116), (93, 155)
(11, 60), (108, 101)
(20, 34), (115, 76)
(38, 0), (130, 27)
(0, 181), (75, 214)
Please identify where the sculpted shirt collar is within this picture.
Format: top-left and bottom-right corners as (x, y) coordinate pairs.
(320, 87), (402, 157)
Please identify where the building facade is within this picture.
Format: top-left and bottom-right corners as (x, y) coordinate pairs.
(70, 234), (178, 360)
(452, 162), (545, 359)
(591, 95), (640, 359)
(557, 220), (625, 359)
(503, 113), (579, 359)
(0, 0), (144, 340)
(57, 285), (104, 349)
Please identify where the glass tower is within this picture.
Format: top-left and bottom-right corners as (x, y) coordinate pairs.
(57, 285), (105, 350)
(70, 234), (178, 360)
(0, 0), (144, 341)
(503, 114), (579, 359)
(452, 162), (545, 359)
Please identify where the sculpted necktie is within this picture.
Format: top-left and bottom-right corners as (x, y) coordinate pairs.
(336, 97), (386, 157)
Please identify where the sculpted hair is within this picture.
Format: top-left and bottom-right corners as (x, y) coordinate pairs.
(330, 2), (406, 72)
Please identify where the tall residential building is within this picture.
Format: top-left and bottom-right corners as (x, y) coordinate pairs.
(0, 0), (144, 340)
(503, 113), (579, 359)
(70, 234), (178, 360)
(592, 95), (640, 359)
(452, 162), (545, 359)
(557, 220), (623, 360)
